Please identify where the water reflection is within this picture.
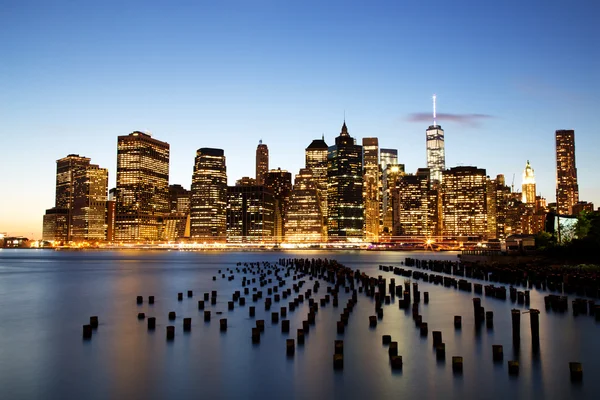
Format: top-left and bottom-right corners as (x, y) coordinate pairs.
(0, 250), (598, 399)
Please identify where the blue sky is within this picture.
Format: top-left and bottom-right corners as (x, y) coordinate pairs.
(1, 0), (598, 238)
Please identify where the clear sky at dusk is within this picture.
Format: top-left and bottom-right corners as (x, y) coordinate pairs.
(1, 0), (598, 238)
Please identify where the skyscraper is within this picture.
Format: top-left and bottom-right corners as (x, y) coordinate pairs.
(190, 148), (227, 241)
(382, 163), (405, 235)
(284, 168), (323, 243)
(256, 141), (269, 185)
(380, 149), (398, 172)
(380, 148), (398, 235)
(426, 95), (445, 187)
(362, 138), (380, 241)
(441, 166), (487, 238)
(305, 136), (329, 232)
(226, 184), (275, 242)
(555, 130), (579, 215)
(393, 172), (435, 236)
(521, 160), (536, 205)
(43, 154), (108, 242)
(115, 131), (170, 241)
(327, 121), (364, 239)
(264, 168), (292, 241)
(71, 164), (108, 241)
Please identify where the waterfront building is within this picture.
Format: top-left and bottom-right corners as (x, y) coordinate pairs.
(522, 161), (536, 206)
(256, 141), (269, 185)
(380, 148), (398, 235)
(382, 163), (404, 235)
(305, 136), (329, 232)
(486, 174), (512, 239)
(164, 184), (190, 241)
(441, 166), (487, 238)
(284, 168), (323, 242)
(115, 131), (170, 241)
(226, 185), (275, 242)
(190, 148), (227, 241)
(264, 168), (292, 241)
(393, 171), (436, 236)
(42, 208), (69, 242)
(362, 138), (380, 241)
(44, 154), (108, 242)
(327, 121), (364, 239)
(556, 130), (579, 215)
(71, 164), (108, 241)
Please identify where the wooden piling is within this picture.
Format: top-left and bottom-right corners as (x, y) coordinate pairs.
(166, 326), (175, 340)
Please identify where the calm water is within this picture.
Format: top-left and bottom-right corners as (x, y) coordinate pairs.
(0, 249), (597, 400)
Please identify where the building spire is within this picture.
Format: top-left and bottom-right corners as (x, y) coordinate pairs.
(433, 94), (437, 126)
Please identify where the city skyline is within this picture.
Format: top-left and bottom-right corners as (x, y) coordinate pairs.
(2, 0), (599, 238)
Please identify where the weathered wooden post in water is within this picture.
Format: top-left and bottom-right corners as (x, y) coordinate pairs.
(511, 309), (520, 346)
(529, 309), (540, 346)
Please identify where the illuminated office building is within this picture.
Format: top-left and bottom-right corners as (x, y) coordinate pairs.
(305, 136), (329, 230)
(426, 96), (445, 187)
(115, 131), (170, 241)
(382, 163), (404, 235)
(441, 166), (487, 238)
(226, 185), (275, 242)
(486, 175), (508, 239)
(256, 141), (269, 185)
(164, 184), (190, 240)
(42, 208), (69, 242)
(327, 121), (364, 239)
(264, 168), (292, 241)
(190, 148), (227, 241)
(236, 177), (257, 186)
(380, 148), (398, 234)
(556, 130), (579, 215)
(521, 161), (536, 206)
(71, 164), (108, 241)
(284, 168), (323, 242)
(393, 172), (435, 236)
(362, 138), (380, 241)
(43, 154), (108, 242)
(380, 149), (398, 172)
(426, 124), (445, 187)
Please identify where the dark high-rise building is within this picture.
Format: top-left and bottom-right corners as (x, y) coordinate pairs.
(256, 141), (269, 186)
(305, 136), (329, 232)
(363, 138), (380, 241)
(226, 185), (275, 242)
(556, 130), (579, 215)
(190, 148), (227, 241)
(327, 121), (364, 239)
(441, 166), (487, 238)
(264, 168), (292, 241)
(284, 168), (323, 242)
(115, 131), (170, 241)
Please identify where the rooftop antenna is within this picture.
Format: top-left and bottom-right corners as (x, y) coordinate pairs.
(432, 94), (437, 126)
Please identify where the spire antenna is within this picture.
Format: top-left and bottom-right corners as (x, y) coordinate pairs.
(432, 94), (437, 126)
